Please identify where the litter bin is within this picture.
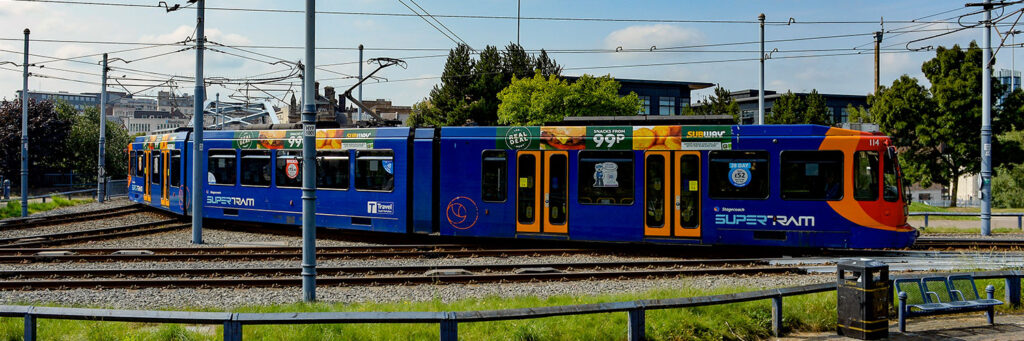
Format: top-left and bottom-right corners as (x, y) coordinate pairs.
(837, 259), (889, 340)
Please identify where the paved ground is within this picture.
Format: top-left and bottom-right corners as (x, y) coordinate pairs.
(781, 313), (1024, 340)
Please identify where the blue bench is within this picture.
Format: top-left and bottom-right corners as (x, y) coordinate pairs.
(894, 275), (1003, 332)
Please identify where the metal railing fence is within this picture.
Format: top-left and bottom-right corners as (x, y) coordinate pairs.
(909, 212), (1024, 229)
(1, 272), (1020, 340)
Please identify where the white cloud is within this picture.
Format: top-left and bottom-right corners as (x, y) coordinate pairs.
(139, 26), (252, 45)
(604, 24), (704, 50)
(0, 2), (46, 17)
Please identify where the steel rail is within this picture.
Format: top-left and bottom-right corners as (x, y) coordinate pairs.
(0, 259), (772, 279)
(0, 220), (186, 248)
(0, 248), (609, 263)
(0, 266), (801, 290)
(0, 205), (146, 230)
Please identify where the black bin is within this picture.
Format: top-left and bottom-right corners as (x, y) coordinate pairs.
(836, 259), (889, 340)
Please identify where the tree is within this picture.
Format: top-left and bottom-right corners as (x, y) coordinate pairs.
(692, 86), (740, 122)
(496, 74), (640, 126)
(871, 75), (942, 189)
(0, 99), (74, 186)
(845, 103), (872, 123)
(767, 91), (805, 124)
(424, 43), (561, 126)
(803, 90), (832, 125)
(62, 103), (132, 181)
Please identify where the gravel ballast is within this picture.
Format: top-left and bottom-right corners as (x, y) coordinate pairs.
(0, 274), (833, 309)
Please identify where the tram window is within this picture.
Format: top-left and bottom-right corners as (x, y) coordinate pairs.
(578, 151), (634, 205)
(548, 153), (568, 224)
(884, 148), (900, 202)
(208, 150), (237, 186)
(854, 151), (879, 201)
(275, 151), (303, 188)
(709, 151), (769, 200)
(240, 150), (272, 187)
(517, 153), (537, 224)
(318, 150), (350, 190)
(170, 151), (181, 187)
(679, 155), (700, 228)
(482, 150), (507, 202)
(134, 152), (145, 177)
(645, 154), (666, 227)
(781, 151), (844, 201)
(355, 150), (394, 191)
(150, 153), (162, 185)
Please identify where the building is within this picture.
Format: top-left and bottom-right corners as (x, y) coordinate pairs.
(157, 91), (195, 116)
(16, 90), (100, 112)
(110, 97), (158, 121)
(996, 69), (1020, 105)
(563, 76), (714, 116)
(125, 110), (189, 135)
(730, 90), (869, 125)
(361, 99), (412, 124)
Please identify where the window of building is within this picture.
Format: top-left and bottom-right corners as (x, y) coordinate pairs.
(208, 150), (237, 186)
(240, 150), (272, 187)
(578, 151), (634, 205)
(840, 107), (850, 123)
(150, 152), (162, 185)
(854, 151), (879, 201)
(355, 150), (394, 191)
(481, 150), (507, 202)
(781, 151), (844, 201)
(709, 151), (769, 199)
(318, 150), (349, 189)
(170, 151), (181, 187)
(638, 96), (651, 115)
(659, 97), (676, 115)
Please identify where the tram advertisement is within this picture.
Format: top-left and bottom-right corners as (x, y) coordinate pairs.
(495, 125), (734, 151)
(232, 129), (377, 150)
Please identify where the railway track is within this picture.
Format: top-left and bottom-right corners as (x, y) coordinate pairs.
(0, 263), (800, 290)
(0, 205), (146, 230)
(0, 246), (618, 263)
(0, 219), (188, 248)
(913, 238), (1024, 250)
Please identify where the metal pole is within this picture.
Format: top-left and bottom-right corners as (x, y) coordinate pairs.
(191, 0), (206, 244)
(98, 53), (107, 203)
(982, 0), (993, 236)
(874, 31), (883, 94)
(215, 93), (220, 129)
(517, 0), (521, 46)
(21, 28), (29, 217)
(358, 44), (364, 122)
(758, 13), (765, 125)
(301, 0), (318, 302)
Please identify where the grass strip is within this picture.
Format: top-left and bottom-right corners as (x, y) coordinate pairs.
(0, 196), (92, 219)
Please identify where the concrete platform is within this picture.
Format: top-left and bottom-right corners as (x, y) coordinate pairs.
(781, 313), (1024, 340)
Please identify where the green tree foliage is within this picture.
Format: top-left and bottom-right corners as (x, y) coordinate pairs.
(845, 103), (872, 123)
(62, 103), (132, 181)
(0, 99), (74, 185)
(803, 90), (832, 125)
(871, 42), (1009, 206)
(767, 91), (805, 124)
(407, 43), (561, 127)
(691, 86), (740, 122)
(767, 90), (832, 125)
(993, 163), (1024, 208)
(496, 74), (640, 126)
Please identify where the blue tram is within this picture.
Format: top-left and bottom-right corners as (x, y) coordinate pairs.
(128, 124), (917, 249)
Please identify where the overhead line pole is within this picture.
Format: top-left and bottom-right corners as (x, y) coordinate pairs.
(98, 53), (107, 203)
(191, 0), (206, 244)
(358, 44), (363, 122)
(981, 0), (993, 236)
(301, 0), (318, 302)
(874, 31), (883, 94)
(758, 13), (765, 125)
(21, 28), (29, 217)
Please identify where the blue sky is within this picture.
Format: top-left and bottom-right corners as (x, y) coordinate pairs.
(0, 0), (1011, 107)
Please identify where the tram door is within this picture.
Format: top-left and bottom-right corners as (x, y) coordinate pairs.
(643, 151), (701, 238)
(150, 151), (162, 205)
(516, 151), (569, 234)
(160, 150), (170, 207)
(143, 151), (152, 202)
